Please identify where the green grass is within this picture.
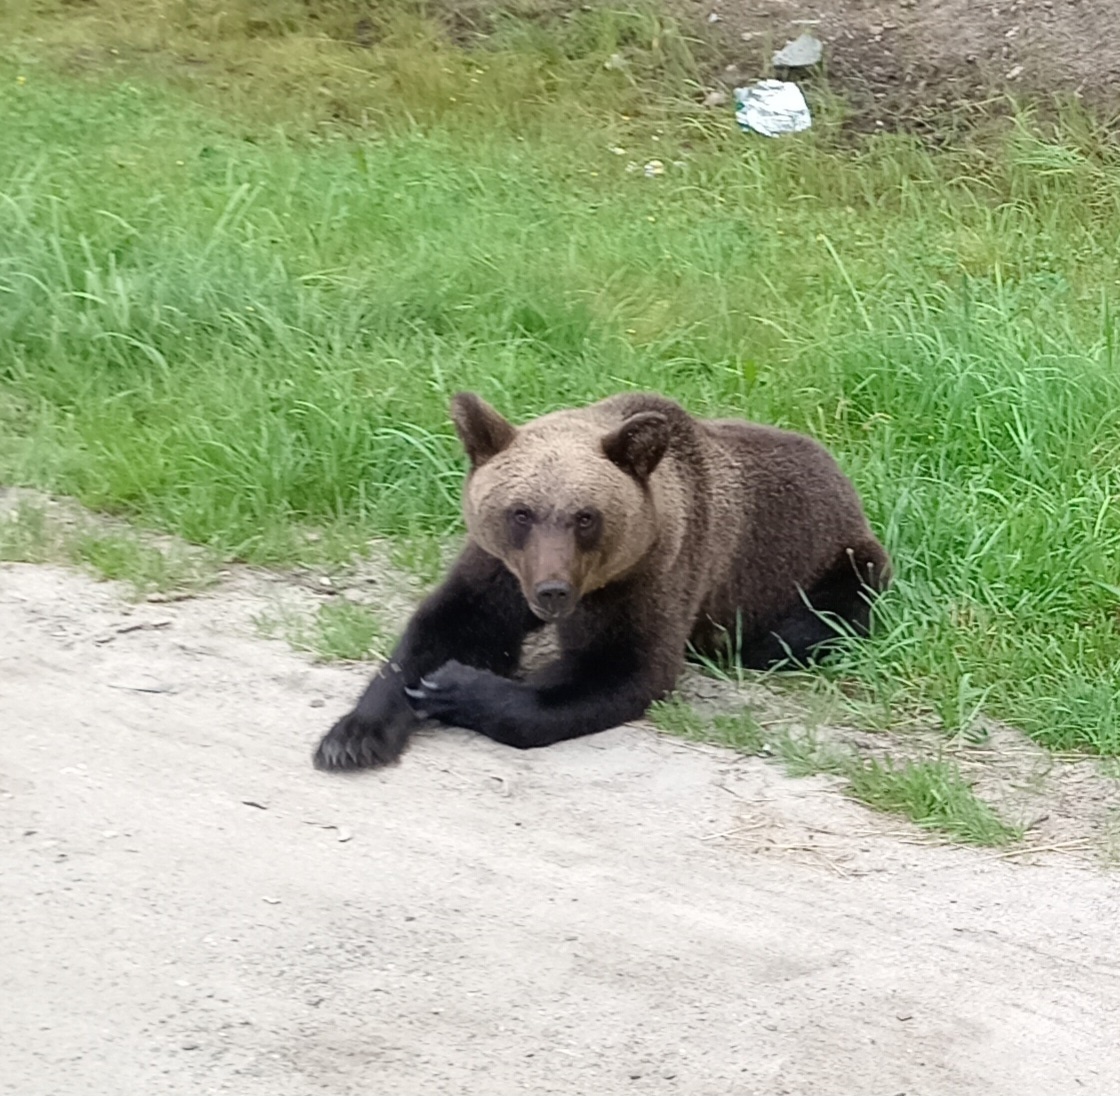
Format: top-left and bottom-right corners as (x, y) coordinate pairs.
(0, 501), (57, 565)
(649, 698), (1020, 845)
(256, 599), (393, 661)
(2, 3), (1120, 754)
(313, 600), (394, 661)
(844, 757), (1018, 845)
(648, 697), (767, 754)
(68, 530), (209, 597)
(0, 499), (212, 596)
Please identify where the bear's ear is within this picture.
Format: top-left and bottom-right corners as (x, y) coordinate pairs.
(601, 411), (670, 482)
(450, 392), (517, 468)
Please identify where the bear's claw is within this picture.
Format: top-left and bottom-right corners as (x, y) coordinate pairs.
(312, 708), (412, 771)
(402, 661), (485, 725)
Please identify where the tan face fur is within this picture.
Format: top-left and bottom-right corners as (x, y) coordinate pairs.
(450, 393), (669, 621)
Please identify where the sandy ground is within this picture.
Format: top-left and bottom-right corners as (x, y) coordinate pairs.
(3, 560), (1120, 1095)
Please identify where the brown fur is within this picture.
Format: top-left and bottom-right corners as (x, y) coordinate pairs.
(452, 394), (673, 615)
(313, 391), (891, 770)
(454, 391), (890, 685)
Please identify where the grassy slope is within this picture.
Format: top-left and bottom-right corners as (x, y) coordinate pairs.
(2, 3), (1120, 752)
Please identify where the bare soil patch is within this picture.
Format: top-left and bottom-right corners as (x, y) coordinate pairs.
(697, 0), (1120, 129)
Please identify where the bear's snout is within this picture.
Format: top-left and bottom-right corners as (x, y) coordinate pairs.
(531, 579), (576, 621)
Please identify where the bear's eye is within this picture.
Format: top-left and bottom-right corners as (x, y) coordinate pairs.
(575, 510), (597, 531)
(510, 507), (533, 527)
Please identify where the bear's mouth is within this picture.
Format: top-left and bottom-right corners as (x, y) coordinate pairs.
(528, 600), (577, 623)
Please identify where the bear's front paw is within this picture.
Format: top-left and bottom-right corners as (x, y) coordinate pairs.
(403, 660), (496, 729)
(313, 707), (412, 771)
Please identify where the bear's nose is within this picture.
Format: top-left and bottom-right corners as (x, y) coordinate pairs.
(534, 580), (574, 617)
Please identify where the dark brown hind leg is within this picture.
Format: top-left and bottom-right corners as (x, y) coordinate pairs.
(740, 543), (890, 671)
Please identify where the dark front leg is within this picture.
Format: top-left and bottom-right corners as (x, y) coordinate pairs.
(313, 543), (539, 771)
(403, 651), (663, 751)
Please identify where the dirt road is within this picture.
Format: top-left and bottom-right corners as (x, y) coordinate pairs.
(2, 562), (1119, 1094)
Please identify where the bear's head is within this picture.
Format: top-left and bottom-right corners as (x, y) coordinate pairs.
(450, 392), (671, 622)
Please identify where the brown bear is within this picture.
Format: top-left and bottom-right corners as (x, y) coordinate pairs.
(313, 391), (890, 771)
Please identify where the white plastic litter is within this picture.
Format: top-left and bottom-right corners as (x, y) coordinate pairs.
(734, 80), (812, 137)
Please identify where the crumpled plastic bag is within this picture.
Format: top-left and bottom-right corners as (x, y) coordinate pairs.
(734, 80), (812, 137)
